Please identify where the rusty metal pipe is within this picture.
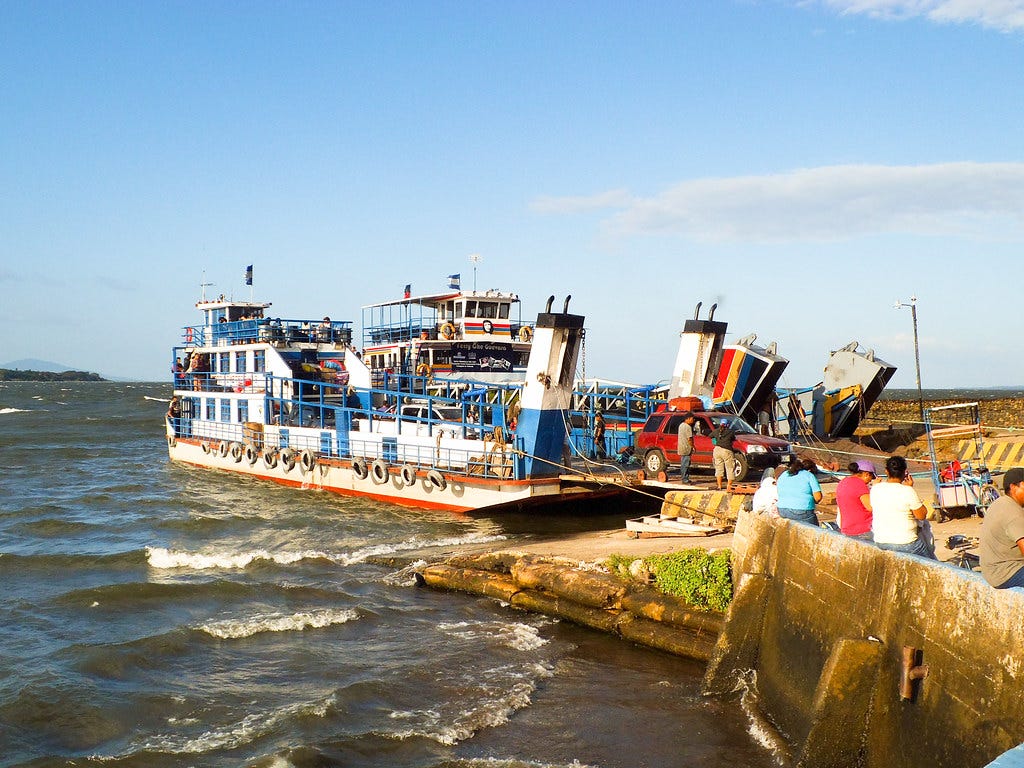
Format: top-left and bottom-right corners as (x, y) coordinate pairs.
(899, 645), (929, 700)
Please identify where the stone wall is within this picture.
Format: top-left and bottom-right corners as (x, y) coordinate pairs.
(704, 511), (1024, 768)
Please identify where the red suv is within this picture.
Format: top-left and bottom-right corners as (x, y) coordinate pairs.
(635, 409), (795, 482)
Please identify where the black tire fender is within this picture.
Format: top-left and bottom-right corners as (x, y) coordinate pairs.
(371, 459), (389, 484)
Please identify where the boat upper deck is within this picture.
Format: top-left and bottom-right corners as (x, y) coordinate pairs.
(361, 289), (530, 347)
(183, 298), (354, 348)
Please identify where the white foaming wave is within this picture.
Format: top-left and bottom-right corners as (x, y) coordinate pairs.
(336, 532), (508, 566)
(387, 662), (553, 746)
(438, 619), (550, 652)
(146, 546), (333, 570)
(445, 759), (597, 768)
(135, 693), (335, 754)
(0, 407), (30, 415)
(146, 532), (505, 571)
(736, 669), (791, 762)
(144, 396), (169, 402)
(383, 559), (429, 587)
(199, 608), (359, 639)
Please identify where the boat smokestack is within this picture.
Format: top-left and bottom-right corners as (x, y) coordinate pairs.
(545, 295), (555, 313)
(562, 295), (571, 313)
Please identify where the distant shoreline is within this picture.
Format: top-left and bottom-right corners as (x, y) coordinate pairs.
(0, 369), (106, 382)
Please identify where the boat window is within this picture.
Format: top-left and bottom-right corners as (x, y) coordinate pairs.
(498, 303), (510, 319)
(235, 351), (246, 373)
(238, 400), (248, 423)
(206, 398), (215, 420)
(254, 350), (265, 372)
(454, 302), (463, 319)
(219, 352), (230, 373)
(220, 399), (230, 422)
(479, 303), (496, 319)
(465, 301), (477, 318)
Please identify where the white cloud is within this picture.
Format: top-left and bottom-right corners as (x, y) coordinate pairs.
(535, 162), (1024, 243)
(816, 0), (1024, 32)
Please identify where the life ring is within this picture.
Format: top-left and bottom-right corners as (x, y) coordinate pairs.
(230, 442), (244, 463)
(482, 320), (493, 334)
(218, 441), (230, 458)
(400, 464), (417, 485)
(440, 322), (455, 340)
(167, 435), (177, 448)
(352, 458), (369, 479)
(518, 326), (533, 343)
(280, 448), (297, 472)
(299, 450), (317, 474)
(244, 444), (259, 465)
(416, 363), (431, 377)
(371, 459), (389, 484)
(201, 441), (211, 454)
(426, 469), (447, 491)
(262, 449), (278, 469)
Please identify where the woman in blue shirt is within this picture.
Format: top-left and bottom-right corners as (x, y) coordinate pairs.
(776, 459), (823, 526)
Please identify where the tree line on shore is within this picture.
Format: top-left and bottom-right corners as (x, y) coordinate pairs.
(0, 369), (106, 382)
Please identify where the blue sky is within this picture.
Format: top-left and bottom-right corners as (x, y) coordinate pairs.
(3, 1), (1024, 387)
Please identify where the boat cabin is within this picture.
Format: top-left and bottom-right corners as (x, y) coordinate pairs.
(360, 288), (532, 383)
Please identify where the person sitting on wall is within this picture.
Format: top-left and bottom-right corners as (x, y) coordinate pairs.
(836, 460), (877, 541)
(979, 467), (1024, 588)
(870, 455), (935, 559)
(752, 467), (778, 516)
(776, 458), (822, 526)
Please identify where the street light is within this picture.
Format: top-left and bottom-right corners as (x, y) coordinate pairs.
(894, 296), (924, 425)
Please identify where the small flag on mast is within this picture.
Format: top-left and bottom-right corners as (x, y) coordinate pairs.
(447, 273), (460, 290)
(245, 265), (253, 286)
(403, 284), (411, 299)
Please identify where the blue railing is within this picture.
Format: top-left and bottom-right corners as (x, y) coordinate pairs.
(182, 319), (354, 347)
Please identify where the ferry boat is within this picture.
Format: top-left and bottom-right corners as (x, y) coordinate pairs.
(165, 294), (587, 512)
(360, 286), (533, 385)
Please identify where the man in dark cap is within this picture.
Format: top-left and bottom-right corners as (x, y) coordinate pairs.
(979, 467), (1024, 588)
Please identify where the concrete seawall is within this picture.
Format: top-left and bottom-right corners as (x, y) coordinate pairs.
(708, 511), (1024, 768)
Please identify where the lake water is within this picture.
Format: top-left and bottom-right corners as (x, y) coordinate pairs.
(0, 381), (775, 767)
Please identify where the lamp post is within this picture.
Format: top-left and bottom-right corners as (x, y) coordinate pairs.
(894, 296), (924, 425)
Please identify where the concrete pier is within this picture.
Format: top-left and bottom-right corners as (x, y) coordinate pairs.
(708, 510), (1024, 768)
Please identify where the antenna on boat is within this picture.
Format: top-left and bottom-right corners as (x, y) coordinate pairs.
(200, 271), (213, 302)
(469, 253), (482, 292)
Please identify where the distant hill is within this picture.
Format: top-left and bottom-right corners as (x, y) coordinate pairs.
(0, 368), (106, 382)
(0, 359), (106, 382)
(2, 358), (75, 373)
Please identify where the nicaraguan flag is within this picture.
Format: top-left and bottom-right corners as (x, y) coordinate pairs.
(447, 273), (460, 290)
(403, 284), (411, 298)
(244, 265), (253, 286)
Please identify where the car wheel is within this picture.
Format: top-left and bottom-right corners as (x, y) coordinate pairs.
(732, 453), (749, 482)
(644, 449), (667, 475)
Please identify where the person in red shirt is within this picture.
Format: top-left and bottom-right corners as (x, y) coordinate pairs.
(836, 459), (877, 540)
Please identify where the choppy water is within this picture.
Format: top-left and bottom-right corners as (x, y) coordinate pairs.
(0, 382), (774, 768)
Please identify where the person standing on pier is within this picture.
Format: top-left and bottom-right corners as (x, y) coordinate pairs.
(710, 420), (737, 492)
(979, 467), (1024, 588)
(593, 411), (607, 460)
(677, 411), (696, 483)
